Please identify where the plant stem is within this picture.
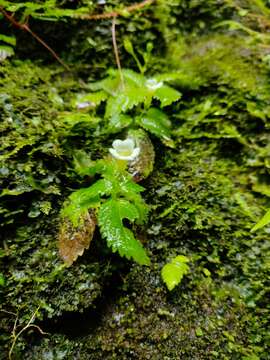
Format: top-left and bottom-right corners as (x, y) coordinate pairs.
(112, 16), (124, 89)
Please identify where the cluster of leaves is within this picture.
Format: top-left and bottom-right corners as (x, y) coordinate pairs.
(74, 69), (181, 146)
(58, 70), (181, 267)
(60, 156), (150, 266)
(0, 1), (96, 21)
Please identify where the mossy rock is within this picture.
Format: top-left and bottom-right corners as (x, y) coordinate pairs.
(1, 0), (270, 358)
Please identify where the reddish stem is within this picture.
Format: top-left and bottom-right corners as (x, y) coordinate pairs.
(0, 7), (70, 71)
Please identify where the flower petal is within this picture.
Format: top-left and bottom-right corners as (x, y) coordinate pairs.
(109, 148), (120, 159)
(112, 139), (124, 149)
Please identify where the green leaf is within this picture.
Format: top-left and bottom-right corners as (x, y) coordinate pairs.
(98, 199), (150, 265)
(136, 108), (173, 145)
(123, 38), (143, 73)
(0, 34), (16, 46)
(59, 112), (100, 127)
(73, 91), (108, 109)
(70, 179), (112, 204)
(73, 157), (107, 177)
(88, 76), (119, 94)
(108, 114), (133, 132)
(62, 179), (112, 226)
(0, 273), (5, 286)
(73, 150), (93, 176)
(87, 160), (109, 177)
(119, 180), (148, 223)
(251, 208), (270, 232)
(119, 69), (145, 87)
(146, 108), (171, 128)
(154, 85), (181, 107)
(105, 88), (148, 118)
(161, 255), (190, 291)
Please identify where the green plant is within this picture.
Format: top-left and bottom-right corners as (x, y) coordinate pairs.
(161, 255), (190, 291)
(80, 69), (181, 146)
(59, 68), (181, 266)
(59, 67), (181, 266)
(123, 37), (153, 74)
(59, 136), (150, 266)
(251, 208), (270, 232)
(0, 0), (154, 68)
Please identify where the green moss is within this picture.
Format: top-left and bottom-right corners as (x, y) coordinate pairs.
(2, 0), (270, 358)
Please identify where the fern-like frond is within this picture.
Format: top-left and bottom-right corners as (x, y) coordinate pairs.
(98, 199), (150, 265)
(161, 255), (190, 291)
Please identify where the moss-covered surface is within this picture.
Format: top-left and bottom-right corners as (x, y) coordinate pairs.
(1, 0), (270, 359)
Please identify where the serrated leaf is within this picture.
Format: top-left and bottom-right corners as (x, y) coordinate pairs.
(251, 208), (270, 232)
(119, 179), (148, 223)
(87, 76), (119, 94)
(62, 179), (112, 226)
(108, 114), (133, 132)
(59, 211), (96, 266)
(105, 88), (148, 118)
(154, 85), (181, 107)
(120, 180), (145, 194)
(98, 199), (150, 265)
(122, 69), (145, 87)
(136, 109), (172, 143)
(70, 179), (112, 204)
(161, 255), (190, 291)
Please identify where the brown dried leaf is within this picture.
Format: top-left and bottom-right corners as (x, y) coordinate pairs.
(127, 129), (155, 182)
(58, 210), (96, 266)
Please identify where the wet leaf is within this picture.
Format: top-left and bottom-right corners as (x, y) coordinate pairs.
(58, 210), (96, 266)
(98, 198), (150, 265)
(127, 129), (155, 181)
(161, 255), (190, 291)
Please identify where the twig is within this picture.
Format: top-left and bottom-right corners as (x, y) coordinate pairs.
(8, 306), (48, 360)
(0, 0), (154, 70)
(0, 7), (70, 71)
(112, 16), (124, 89)
(0, 309), (17, 317)
(25, 26), (70, 71)
(74, 0), (154, 20)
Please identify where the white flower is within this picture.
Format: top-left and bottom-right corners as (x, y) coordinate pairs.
(145, 78), (163, 90)
(109, 138), (140, 161)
